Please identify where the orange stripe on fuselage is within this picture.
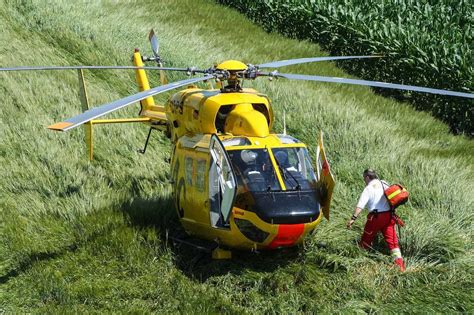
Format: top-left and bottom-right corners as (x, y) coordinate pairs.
(268, 223), (304, 249)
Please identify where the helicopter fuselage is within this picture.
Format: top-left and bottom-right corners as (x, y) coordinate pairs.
(157, 87), (329, 250)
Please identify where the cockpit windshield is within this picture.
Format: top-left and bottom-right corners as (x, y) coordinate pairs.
(227, 147), (317, 192)
(227, 149), (280, 192)
(272, 147), (317, 190)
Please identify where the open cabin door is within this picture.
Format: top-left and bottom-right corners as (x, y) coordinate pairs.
(209, 134), (237, 227)
(315, 131), (335, 220)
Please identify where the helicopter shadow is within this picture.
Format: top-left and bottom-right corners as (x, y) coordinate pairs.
(120, 196), (300, 282)
(173, 244), (301, 283)
(121, 195), (178, 231)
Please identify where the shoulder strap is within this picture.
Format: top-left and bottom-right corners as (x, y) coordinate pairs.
(379, 179), (387, 189)
(379, 179), (395, 212)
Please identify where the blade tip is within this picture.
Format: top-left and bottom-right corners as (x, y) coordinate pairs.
(48, 122), (73, 131)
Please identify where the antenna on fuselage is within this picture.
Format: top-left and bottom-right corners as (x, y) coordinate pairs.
(283, 110), (287, 135)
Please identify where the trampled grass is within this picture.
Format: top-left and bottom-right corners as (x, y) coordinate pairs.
(0, 0), (473, 312)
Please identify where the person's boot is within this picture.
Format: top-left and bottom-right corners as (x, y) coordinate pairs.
(394, 257), (405, 272)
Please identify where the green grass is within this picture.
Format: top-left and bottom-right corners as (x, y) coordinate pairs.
(0, 0), (473, 312)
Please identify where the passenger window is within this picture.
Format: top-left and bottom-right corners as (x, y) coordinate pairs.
(196, 159), (206, 191)
(185, 156), (194, 186)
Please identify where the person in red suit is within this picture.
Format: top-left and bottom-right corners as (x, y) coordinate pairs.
(347, 169), (405, 272)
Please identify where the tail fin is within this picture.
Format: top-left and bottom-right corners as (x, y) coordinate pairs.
(132, 48), (167, 130)
(132, 49), (156, 112)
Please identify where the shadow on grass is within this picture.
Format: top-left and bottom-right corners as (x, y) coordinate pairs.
(175, 246), (301, 283)
(121, 195), (178, 231)
(121, 195), (301, 282)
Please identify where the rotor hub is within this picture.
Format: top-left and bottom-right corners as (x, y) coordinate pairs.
(215, 60), (248, 92)
(215, 60), (247, 71)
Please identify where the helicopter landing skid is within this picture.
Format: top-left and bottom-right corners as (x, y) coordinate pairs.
(167, 234), (218, 254)
(167, 233), (231, 259)
(211, 247), (232, 260)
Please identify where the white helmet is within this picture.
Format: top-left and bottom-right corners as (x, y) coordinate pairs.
(241, 150), (257, 164)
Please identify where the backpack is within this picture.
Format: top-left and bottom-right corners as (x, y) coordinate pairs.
(381, 180), (409, 211)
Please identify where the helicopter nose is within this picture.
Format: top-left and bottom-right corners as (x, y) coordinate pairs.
(268, 223), (304, 249)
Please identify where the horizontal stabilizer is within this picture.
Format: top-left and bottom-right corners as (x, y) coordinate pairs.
(48, 122), (74, 131)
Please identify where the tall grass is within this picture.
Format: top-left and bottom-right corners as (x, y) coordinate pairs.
(0, 0), (473, 312)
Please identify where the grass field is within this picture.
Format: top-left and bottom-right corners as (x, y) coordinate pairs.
(0, 0), (473, 312)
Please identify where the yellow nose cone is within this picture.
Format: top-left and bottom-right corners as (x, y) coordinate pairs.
(216, 60), (247, 71)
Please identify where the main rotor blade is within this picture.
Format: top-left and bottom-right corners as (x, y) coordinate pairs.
(0, 65), (189, 72)
(268, 72), (474, 99)
(48, 75), (214, 132)
(257, 55), (382, 69)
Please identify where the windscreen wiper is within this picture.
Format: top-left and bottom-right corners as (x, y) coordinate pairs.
(274, 159), (301, 190)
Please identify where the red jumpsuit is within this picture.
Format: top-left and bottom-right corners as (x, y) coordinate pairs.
(357, 179), (405, 271)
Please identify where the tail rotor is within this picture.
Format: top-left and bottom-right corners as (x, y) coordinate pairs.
(148, 29), (168, 85)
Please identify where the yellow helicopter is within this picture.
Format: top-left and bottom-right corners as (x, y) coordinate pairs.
(2, 30), (472, 259)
